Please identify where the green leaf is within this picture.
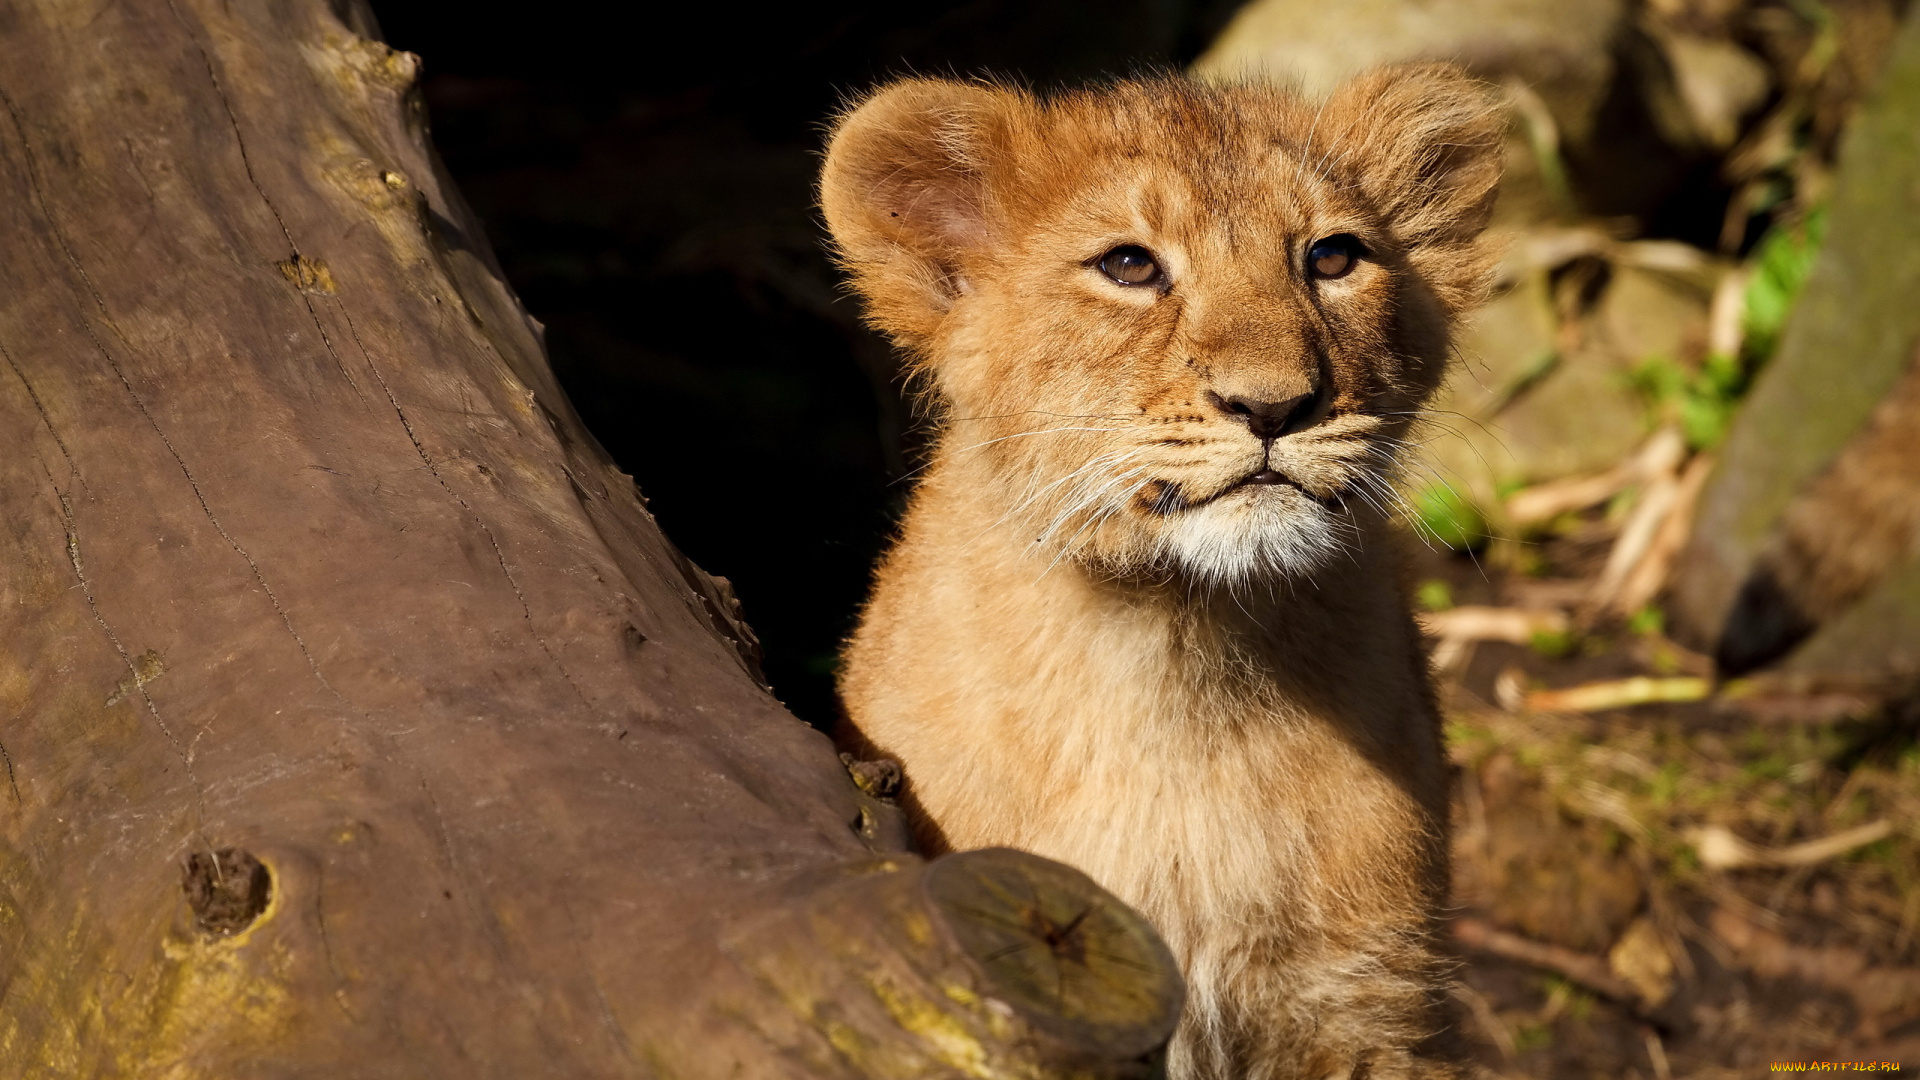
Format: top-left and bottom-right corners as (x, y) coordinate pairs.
(1412, 484), (1489, 553)
(1742, 206), (1828, 369)
(1416, 579), (1455, 612)
(1627, 606), (1666, 636)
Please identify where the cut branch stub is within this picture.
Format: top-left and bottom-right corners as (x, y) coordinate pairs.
(927, 847), (1185, 1061)
(724, 849), (1184, 1078)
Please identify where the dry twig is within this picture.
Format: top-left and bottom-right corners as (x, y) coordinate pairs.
(1688, 820), (1895, 871)
(1505, 427), (1687, 526)
(1421, 606), (1570, 670)
(1453, 917), (1641, 1004)
(1526, 676), (1713, 712)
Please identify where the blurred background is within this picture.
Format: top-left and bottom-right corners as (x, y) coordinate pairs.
(373, 1), (1920, 1075)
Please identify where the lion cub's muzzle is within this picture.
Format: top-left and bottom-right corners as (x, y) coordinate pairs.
(1142, 464), (1348, 518)
(1203, 385), (1324, 442)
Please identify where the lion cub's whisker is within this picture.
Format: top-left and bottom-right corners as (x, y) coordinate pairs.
(1037, 465), (1152, 546)
(1038, 472), (1160, 581)
(947, 426), (1131, 457)
(964, 448), (1150, 550)
(946, 409), (1143, 423)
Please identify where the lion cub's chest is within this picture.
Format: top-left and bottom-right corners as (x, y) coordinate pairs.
(866, 585), (1429, 941)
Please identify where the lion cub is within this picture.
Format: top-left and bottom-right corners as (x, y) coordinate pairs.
(822, 69), (1502, 1079)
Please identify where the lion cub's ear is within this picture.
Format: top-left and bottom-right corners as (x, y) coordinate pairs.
(1323, 64), (1506, 311)
(820, 79), (1019, 347)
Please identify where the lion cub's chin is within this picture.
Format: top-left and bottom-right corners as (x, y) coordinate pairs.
(1148, 487), (1351, 585)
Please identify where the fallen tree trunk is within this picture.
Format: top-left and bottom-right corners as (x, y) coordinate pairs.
(0, 1), (1182, 1075)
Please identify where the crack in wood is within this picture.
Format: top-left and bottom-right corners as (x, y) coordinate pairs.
(162, 0), (373, 408)
(54, 484), (205, 826)
(409, 768), (568, 1032)
(311, 860), (357, 1020)
(162, 0), (299, 252)
(336, 302), (594, 708)
(0, 336), (87, 495)
(0, 737), (18, 806)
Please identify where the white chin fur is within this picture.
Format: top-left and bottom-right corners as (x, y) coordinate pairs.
(1152, 487), (1347, 585)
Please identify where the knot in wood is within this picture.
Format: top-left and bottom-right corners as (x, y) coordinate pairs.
(181, 847), (272, 937)
(840, 752), (903, 799)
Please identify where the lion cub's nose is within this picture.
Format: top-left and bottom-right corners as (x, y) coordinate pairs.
(1206, 389), (1319, 441)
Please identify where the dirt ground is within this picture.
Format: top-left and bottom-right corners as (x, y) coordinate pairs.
(1415, 523), (1920, 1078)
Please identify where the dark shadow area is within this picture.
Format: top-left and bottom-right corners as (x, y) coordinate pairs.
(371, 0), (1242, 725)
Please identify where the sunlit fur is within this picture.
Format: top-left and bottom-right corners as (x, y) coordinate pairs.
(823, 69), (1503, 1080)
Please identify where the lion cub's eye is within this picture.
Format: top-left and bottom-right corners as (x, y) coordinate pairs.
(1307, 235), (1362, 280)
(1097, 245), (1164, 287)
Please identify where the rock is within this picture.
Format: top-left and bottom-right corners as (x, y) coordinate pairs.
(1589, 261), (1716, 365)
(1447, 269), (1560, 425)
(1420, 255), (1714, 509)
(1195, 0), (1626, 149)
(1473, 339), (1648, 484)
(1652, 28), (1773, 151)
(1608, 916), (1677, 1006)
(1192, 0), (1746, 226)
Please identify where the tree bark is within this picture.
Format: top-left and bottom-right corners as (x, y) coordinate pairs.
(0, 2), (1181, 1076)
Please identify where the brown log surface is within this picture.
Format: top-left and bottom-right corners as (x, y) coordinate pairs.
(0, 1), (1181, 1075)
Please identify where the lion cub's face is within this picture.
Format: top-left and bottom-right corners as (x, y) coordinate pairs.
(822, 72), (1502, 583)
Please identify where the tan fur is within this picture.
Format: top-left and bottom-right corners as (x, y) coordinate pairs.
(820, 70), (1503, 1079)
